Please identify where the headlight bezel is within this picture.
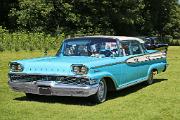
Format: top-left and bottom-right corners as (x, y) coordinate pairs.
(9, 62), (24, 72)
(72, 64), (88, 75)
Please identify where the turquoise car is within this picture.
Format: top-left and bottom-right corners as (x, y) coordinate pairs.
(8, 36), (168, 103)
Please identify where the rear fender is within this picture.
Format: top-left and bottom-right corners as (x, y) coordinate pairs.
(148, 63), (166, 76)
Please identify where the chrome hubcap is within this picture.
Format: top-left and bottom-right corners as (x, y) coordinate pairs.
(148, 72), (153, 84)
(98, 81), (105, 100)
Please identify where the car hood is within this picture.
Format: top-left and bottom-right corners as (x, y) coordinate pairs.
(11, 56), (127, 75)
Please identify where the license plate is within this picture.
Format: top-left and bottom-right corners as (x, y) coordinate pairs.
(39, 87), (51, 95)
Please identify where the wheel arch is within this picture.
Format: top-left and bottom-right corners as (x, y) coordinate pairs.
(152, 68), (158, 73)
(103, 77), (117, 91)
(148, 63), (167, 76)
(148, 68), (158, 76)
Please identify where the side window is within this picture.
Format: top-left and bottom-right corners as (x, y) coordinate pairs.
(120, 41), (131, 56)
(130, 41), (143, 55)
(141, 43), (147, 53)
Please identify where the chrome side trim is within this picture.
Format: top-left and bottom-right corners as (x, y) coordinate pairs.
(91, 52), (166, 69)
(91, 61), (125, 69)
(117, 77), (148, 90)
(126, 51), (166, 64)
(91, 57), (165, 69)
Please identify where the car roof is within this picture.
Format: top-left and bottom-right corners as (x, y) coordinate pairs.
(66, 35), (145, 43)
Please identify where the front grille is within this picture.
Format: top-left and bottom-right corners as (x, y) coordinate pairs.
(9, 74), (90, 85)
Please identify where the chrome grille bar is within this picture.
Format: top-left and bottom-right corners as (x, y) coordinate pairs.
(9, 74), (90, 85)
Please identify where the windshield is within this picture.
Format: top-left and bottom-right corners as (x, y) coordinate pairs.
(57, 38), (121, 57)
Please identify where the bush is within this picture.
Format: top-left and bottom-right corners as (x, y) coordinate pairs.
(0, 26), (65, 52)
(174, 40), (180, 46)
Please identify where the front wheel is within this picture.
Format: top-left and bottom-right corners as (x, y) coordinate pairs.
(91, 79), (107, 103)
(146, 71), (154, 85)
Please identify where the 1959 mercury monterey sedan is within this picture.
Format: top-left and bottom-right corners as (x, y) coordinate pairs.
(8, 36), (168, 103)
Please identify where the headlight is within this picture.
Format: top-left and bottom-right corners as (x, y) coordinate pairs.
(81, 66), (88, 73)
(72, 65), (88, 75)
(73, 66), (80, 73)
(9, 62), (24, 72)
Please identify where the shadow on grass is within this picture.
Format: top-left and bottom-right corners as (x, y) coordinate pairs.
(14, 95), (95, 106)
(107, 78), (168, 100)
(14, 78), (167, 106)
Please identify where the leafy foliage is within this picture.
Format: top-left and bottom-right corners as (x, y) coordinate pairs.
(0, 26), (64, 52)
(164, 4), (180, 38)
(0, 0), (180, 37)
(9, 0), (53, 32)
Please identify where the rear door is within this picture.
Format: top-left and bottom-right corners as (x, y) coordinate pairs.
(121, 40), (149, 84)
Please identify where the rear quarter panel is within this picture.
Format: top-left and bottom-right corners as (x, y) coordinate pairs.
(88, 51), (167, 90)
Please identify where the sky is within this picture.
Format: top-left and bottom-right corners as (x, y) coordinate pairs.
(179, 0), (180, 4)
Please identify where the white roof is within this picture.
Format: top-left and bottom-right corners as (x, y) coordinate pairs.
(76, 35), (145, 43)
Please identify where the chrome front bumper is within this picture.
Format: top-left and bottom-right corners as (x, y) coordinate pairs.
(8, 80), (99, 97)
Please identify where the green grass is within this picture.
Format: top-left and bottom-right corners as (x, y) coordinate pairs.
(0, 47), (180, 120)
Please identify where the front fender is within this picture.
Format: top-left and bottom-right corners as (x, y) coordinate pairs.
(88, 71), (118, 88)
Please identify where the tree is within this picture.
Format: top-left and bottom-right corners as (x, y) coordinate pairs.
(101, 0), (144, 35)
(142, 0), (177, 38)
(4, 0), (179, 38)
(165, 4), (180, 38)
(9, 0), (53, 32)
(0, 0), (18, 30)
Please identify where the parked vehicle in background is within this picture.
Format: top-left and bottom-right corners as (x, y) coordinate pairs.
(8, 36), (168, 103)
(144, 37), (168, 52)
